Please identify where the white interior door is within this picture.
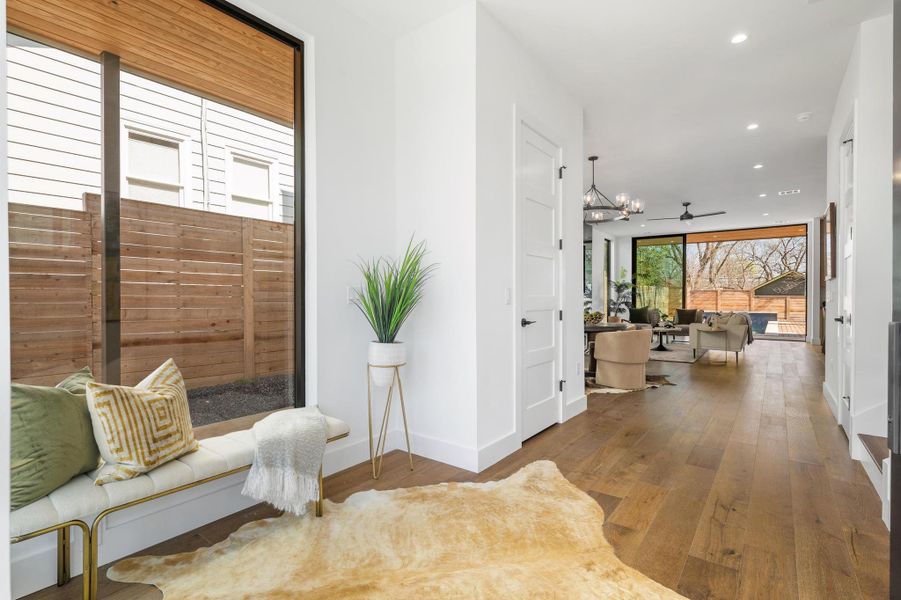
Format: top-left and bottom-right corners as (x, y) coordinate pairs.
(838, 128), (855, 432)
(518, 121), (562, 441)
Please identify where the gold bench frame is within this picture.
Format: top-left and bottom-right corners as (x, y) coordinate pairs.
(10, 431), (348, 600)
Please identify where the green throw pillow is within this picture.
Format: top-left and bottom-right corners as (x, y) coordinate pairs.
(55, 366), (94, 395)
(11, 370), (100, 510)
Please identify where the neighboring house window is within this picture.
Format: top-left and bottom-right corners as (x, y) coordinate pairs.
(122, 125), (191, 207)
(226, 151), (280, 220)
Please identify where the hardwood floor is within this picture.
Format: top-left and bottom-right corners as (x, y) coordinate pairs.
(25, 340), (888, 599)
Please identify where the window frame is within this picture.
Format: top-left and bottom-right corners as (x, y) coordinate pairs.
(120, 121), (193, 208)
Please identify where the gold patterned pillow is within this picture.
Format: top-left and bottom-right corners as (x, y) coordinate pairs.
(86, 359), (199, 485)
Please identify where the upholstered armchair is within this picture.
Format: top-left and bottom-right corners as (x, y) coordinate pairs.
(689, 313), (750, 361)
(593, 328), (652, 389)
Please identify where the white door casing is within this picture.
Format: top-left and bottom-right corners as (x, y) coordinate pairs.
(838, 118), (855, 433)
(517, 119), (562, 441)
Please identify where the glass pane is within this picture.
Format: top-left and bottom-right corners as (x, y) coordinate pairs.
(685, 229), (807, 339)
(232, 156), (270, 200)
(634, 236), (684, 319)
(128, 133), (180, 184)
(119, 68), (297, 426)
(7, 34), (102, 385)
(127, 181), (181, 206)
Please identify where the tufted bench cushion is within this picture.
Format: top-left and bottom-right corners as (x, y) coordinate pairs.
(11, 414), (349, 538)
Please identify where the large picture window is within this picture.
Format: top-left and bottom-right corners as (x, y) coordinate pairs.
(7, 0), (305, 424)
(632, 225), (808, 339)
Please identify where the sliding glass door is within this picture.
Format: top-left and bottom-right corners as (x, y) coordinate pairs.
(633, 236), (685, 318)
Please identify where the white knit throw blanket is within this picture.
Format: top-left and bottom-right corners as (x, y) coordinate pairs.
(241, 407), (327, 516)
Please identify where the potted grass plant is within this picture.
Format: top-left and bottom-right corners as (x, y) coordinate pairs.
(352, 239), (436, 386)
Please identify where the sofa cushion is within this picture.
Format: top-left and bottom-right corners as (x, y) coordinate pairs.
(86, 359), (199, 485)
(10, 373), (101, 511)
(11, 410), (350, 537)
(711, 312), (734, 328)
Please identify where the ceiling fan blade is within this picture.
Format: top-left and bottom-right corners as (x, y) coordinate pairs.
(691, 211), (727, 218)
(647, 217), (681, 221)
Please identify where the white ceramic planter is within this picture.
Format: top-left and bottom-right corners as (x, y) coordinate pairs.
(368, 341), (406, 387)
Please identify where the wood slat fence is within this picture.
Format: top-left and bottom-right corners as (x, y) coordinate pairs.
(10, 194), (293, 389)
(687, 289), (806, 323)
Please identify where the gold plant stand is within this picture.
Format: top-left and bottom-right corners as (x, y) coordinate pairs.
(367, 362), (414, 479)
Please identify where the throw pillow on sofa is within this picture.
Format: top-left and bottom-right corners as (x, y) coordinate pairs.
(86, 358), (199, 485)
(675, 309), (698, 325)
(11, 369), (101, 510)
(628, 306), (651, 324)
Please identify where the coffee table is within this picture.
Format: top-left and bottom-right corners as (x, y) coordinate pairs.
(651, 326), (679, 351)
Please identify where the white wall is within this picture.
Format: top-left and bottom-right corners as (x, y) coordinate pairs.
(825, 14), (893, 463)
(394, 2), (586, 472)
(474, 4), (585, 461)
(394, 4), (480, 469)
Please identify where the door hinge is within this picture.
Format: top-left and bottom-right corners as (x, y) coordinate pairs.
(558, 165), (566, 179)
(559, 310), (563, 321)
(559, 379), (566, 392)
(558, 239), (563, 250)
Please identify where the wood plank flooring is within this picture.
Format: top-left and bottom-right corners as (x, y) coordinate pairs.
(25, 340), (888, 599)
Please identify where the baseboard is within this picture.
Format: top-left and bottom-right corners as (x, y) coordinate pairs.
(477, 431), (520, 472)
(407, 431), (479, 472)
(883, 457), (891, 529)
(823, 382), (839, 421)
(563, 394), (587, 421)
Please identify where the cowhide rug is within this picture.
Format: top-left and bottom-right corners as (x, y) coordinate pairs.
(108, 461), (685, 599)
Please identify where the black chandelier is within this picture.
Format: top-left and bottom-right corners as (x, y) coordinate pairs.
(583, 156), (643, 224)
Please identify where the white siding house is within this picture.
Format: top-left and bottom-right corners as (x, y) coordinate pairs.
(7, 33), (295, 222)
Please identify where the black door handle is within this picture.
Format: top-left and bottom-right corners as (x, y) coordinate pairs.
(521, 318), (536, 327)
(835, 316), (845, 324)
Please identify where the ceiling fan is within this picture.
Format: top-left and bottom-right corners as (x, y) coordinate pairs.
(647, 202), (726, 222)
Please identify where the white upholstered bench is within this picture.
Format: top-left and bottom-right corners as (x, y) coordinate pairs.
(10, 414), (350, 600)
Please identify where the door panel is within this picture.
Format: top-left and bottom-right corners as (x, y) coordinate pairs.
(519, 122), (561, 441)
(838, 128), (854, 431)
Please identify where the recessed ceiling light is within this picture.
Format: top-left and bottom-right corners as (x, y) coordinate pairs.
(753, 164), (764, 169)
(796, 112), (812, 122)
(778, 189), (801, 196)
(763, 213), (769, 216)
(731, 33), (749, 44)
(640, 224), (646, 228)
(746, 123), (759, 131)
(759, 193), (767, 198)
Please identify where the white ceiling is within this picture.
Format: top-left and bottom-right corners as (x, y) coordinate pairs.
(340, 0), (891, 237)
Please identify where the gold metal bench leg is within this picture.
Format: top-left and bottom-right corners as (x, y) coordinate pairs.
(57, 527), (70, 586)
(315, 465), (324, 517)
(89, 519), (101, 600)
(77, 521), (91, 600)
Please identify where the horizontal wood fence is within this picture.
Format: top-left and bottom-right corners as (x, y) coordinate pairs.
(687, 289), (806, 324)
(10, 195), (293, 389)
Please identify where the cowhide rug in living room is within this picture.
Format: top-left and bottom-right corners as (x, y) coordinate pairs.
(108, 461), (684, 599)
